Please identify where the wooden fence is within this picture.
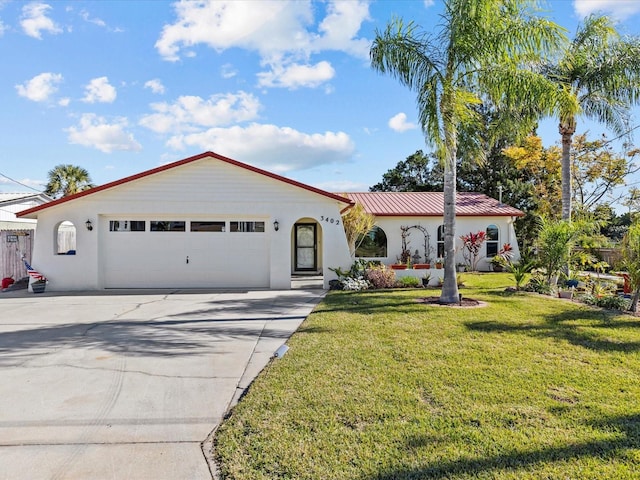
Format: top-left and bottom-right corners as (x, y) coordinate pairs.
(1, 230), (34, 280)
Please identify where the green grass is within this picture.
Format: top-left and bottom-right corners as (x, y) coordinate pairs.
(215, 273), (640, 479)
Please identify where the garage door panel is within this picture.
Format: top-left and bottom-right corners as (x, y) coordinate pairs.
(102, 231), (269, 288)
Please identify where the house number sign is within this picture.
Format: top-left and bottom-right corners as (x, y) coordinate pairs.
(6, 235), (18, 243)
(320, 215), (340, 226)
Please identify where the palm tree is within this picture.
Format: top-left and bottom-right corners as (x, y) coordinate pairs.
(44, 164), (95, 198)
(545, 15), (640, 221)
(370, 0), (564, 303)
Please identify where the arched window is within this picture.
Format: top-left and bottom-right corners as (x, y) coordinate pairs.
(56, 221), (76, 255)
(486, 224), (499, 257)
(437, 225), (445, 258)
(355, 226), (387, 258)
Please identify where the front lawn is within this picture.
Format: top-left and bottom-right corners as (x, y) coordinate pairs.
(215, 273), (640, 479)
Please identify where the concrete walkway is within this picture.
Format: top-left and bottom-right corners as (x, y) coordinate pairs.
(0, 288), (326, 479)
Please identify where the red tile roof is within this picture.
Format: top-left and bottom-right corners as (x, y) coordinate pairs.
(344, 192), (524, 217)
(18, 151), (354, 217)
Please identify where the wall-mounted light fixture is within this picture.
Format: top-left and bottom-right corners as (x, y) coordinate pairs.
(85, 219), (93, 231)
(273, 220), (279, 232)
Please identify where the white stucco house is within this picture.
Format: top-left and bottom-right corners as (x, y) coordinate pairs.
(17, 152), (354, 291)
(17, 152), (526, 292)
(344, 191), (524, 271)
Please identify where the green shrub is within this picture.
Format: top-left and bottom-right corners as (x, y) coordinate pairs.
(581, 294), (630, 311)
(397, 276), (420, 288)
(523, 269), (554, 295)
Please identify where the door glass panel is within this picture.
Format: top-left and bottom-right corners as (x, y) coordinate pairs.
(297, 248), (315, 269)
(296, 225), (316, 269)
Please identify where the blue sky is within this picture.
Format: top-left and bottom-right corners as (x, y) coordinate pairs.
(2, 0), (640, 204)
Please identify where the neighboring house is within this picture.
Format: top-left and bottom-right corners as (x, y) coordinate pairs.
(1, 193), (52, 280)
(17, 152), (354, 291)
(344, 192), (524, 271)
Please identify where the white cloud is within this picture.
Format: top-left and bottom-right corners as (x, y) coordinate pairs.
(388, 112), (417, 132)
(58, 97), (70, 107)
(155, 0), (371, 89)
(0, 20), (6, 36)
(221, 63), (238, 79)
(313, 0), (370, 58)
(257, 61), (335, 89)
(15, 72), (63, 102)
(144, 79), (166, 94)
(424, 0), (435, 7)
(20, 2), (62, 39)
(155, 1), (313, 61)
(139, 91), (261, 134)
(66, 114), (141, 153)
(166, 123), (354, 172)
(573, 0), (640, 19)
(82, 77), (117, 103)
(80, 9), (106, 27)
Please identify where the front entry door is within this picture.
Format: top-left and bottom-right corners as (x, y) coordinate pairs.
(295, 223), (317, 271)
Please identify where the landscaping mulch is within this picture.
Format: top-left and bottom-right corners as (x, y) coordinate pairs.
(417, 295), (486, 308)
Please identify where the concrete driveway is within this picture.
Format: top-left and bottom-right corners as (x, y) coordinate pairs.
(0, 287), (326, 479)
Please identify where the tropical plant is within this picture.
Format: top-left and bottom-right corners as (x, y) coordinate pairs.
(489, 243), (514, 272)
(44, 164), (94, 198)
(459, 231), (486, 271)
(523, 268), (555, 295)
(536, 218), (579, 286)
(508, 260), (534, 290)
(542, 14), (640, 221)
(341, 202), (376, 257)
(370, 0), (564, 303)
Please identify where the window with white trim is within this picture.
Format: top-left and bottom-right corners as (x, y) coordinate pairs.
(486, 225), (499, 257)
(55, 221), (76, 255)
(437, 225), (445, 258)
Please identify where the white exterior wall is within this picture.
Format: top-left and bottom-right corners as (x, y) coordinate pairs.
(366, 216), (521, 271)
(28, 157), (352, 291)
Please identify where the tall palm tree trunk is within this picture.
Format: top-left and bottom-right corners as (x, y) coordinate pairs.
(559, 122), (575, 221)
(440, 103), (459, 304)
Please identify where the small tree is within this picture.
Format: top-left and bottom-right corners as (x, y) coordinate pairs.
(341, 203), (376, 257)
(621, 221), (640, 312)
(460, 231), (486, 272)
(536, 219), (579, 286)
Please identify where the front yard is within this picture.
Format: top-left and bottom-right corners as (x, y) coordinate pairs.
(215, 273), (640, 479)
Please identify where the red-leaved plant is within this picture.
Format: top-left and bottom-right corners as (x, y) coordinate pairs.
(460, 231), (486, 272)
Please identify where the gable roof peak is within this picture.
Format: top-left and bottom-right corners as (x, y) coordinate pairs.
(17, 151), (353, 218)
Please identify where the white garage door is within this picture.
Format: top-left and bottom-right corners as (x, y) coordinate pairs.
(102, 219), (270, 288)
